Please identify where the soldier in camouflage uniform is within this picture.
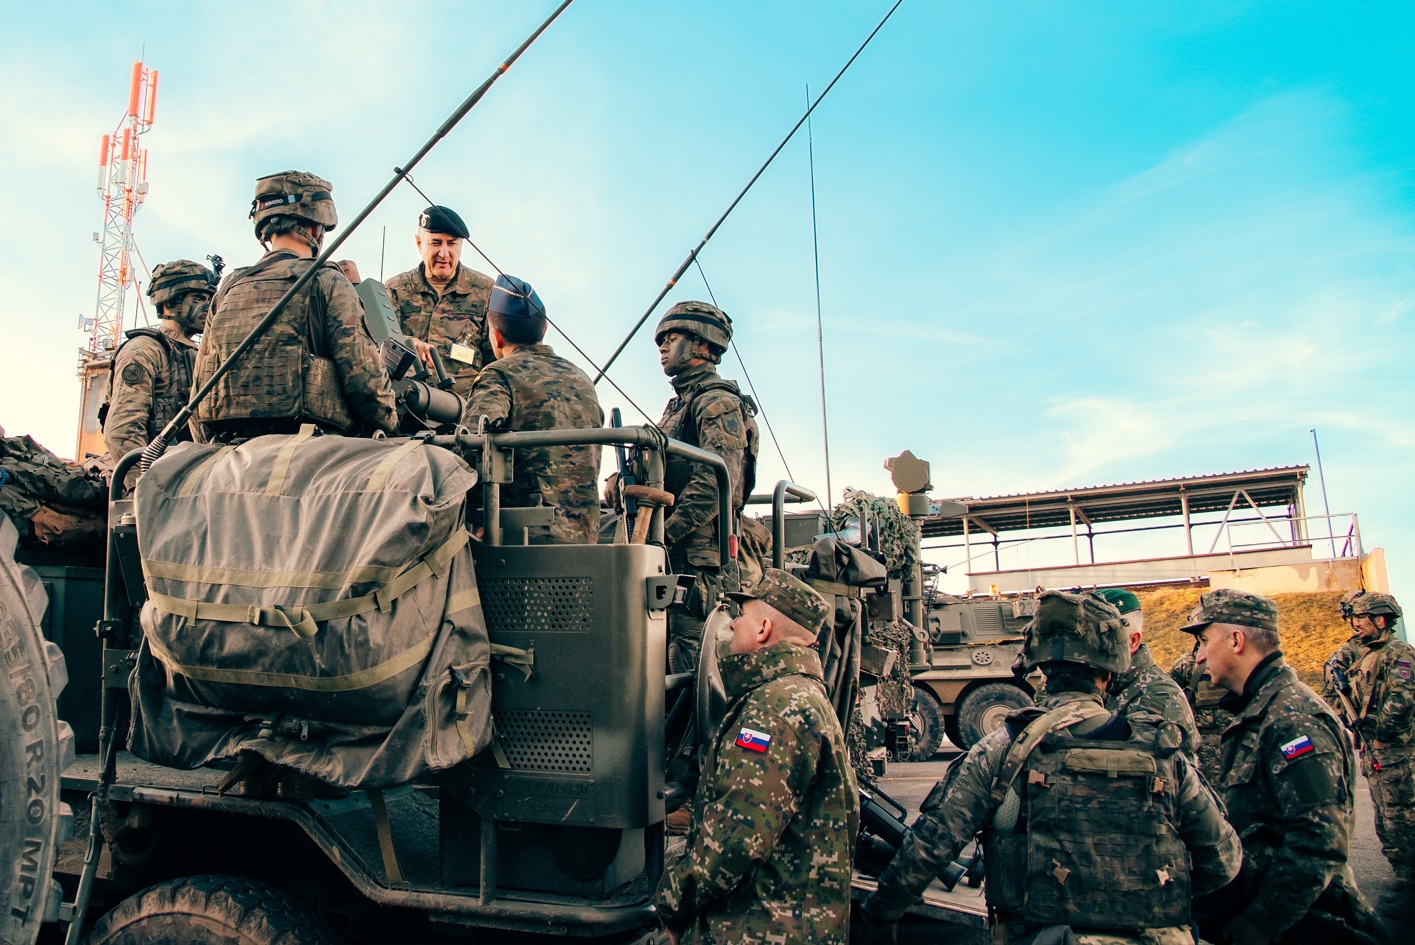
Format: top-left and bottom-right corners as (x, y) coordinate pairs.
(192, 171), (396, 441)
(462, 275), (602, 544)
(102, 259), (214, 488)
(654, 302), (760, 674)
(862, 590), (1241, 945)
(1168, 644), (1235, 786)
(384, 205), (495, 401)
(1183, 589), (1387, 944)
(1096, 588), (1201, 760)
(1325, 589), (1370, 714)
(656, 568), (857, 944)
(1343, 593), (1415, 935)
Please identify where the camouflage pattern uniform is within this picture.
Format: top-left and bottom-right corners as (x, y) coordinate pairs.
(1169, 649), (1235, 786)
(1180, 590), (1385, 943)
(385, 263), (495, 401)
(463, 343), (603, 544)
(864, 591), (1241, 944)
(193, 251), (397, 440)
(103, 324), (197, 466)
(1110, 641), (1201, 760)
(1346, 594), (1415, 930)
(659, 361), (756, 673)
(656, 639), (858, 944)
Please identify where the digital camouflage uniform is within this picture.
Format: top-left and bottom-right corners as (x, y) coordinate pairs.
(1169, 650), (1235, 786)
(659, 362), (757, 674)
(192, 251), (397, 440)
(865, 591), (1241, 944)
(385, 263), (495, 401)
(1347, 610), (1415, 929)
(462, 343), (603, 544)
(656, 640), (858, 944)
(1109, 642), (1201, 761)
(103, 324), (198, 467)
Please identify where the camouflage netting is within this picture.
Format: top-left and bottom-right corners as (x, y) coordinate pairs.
(788, 488), (920, 579)
(866, 619), (913, 720)
(0, 428), (107, 552)
(847, 707), (873, 787)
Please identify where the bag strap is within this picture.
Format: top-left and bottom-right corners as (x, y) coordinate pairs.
(265, 423), (318, 495)
(146, 528), (470, 639)
(988, 700), (1111, 807)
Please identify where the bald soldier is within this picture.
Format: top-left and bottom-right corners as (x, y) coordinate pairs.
(384, 205), (495, 400)
(656, 569), (858, 944)
(1184, 589), (1387, 944)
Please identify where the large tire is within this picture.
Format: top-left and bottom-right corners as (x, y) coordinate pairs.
(955, 682), (1032, 749)
(902, 686), (945, 761)
(84, 874), (342, 945)
(0, 511), (75, 945)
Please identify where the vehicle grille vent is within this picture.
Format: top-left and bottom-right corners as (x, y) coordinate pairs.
(973, 605), (1004, 634)
(482, 577), (594, 634)
(496, 710), (593, 773)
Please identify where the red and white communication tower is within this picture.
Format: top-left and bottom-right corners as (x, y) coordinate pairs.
(76, 60), (158, 460)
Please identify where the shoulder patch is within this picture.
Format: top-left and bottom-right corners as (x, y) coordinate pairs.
(120, 362), (148, 385)
(1280, 734), (1315, 761)
(734, 727), (771, 752)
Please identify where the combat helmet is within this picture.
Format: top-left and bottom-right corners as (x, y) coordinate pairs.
(1020, 589), (1130, 676)
(249, 170), (338, 234)
(1339, 589), (1367, 620)
(654, 301), (732, 360)
(1351, 592), (1402, 621)
(147, 259), (217, 309)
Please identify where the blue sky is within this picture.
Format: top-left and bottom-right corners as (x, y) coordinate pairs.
(2, 2), (1411, 597)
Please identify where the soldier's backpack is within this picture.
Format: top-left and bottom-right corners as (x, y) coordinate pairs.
(128, 429), (494, 789)
(983, 704), (1192, 930)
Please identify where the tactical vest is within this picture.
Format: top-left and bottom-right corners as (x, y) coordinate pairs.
(1187, 669), (1228, 733)
(984, 724), (1191, 930)
(100, 328), (195, 442)
(193, 254), (352, 431)
(662, 377), (759, 510)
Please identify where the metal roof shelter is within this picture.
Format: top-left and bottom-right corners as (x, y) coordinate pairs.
(921, 466), (1334, 591)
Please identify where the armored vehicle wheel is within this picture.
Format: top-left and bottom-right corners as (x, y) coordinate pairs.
(83, 874), (341, 945)
(902, 686), (944, 761)
(955, 682), (1031, 749)
(0, 512), (74, 945)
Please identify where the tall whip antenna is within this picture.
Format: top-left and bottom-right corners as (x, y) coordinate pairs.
(806, 82), (833, 509)
(594, 0), (906, 383)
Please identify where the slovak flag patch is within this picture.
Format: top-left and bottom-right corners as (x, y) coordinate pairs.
(1281, 735), (1315, 761)
(735, 727), (772, 752)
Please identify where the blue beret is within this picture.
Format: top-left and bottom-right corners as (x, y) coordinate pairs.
(489, 274), (545, 320)
(418, 205), (469, 239)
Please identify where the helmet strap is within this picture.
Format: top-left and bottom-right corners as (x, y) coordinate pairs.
(661, 333), (706, 376)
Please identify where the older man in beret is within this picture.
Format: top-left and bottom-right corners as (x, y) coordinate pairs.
(1184, 589), (1387, 944)
(656, 568), (858, 945)
(384, 204), (495, 399)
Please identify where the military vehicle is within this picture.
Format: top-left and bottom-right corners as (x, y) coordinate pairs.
(906, 592), (1040, 758)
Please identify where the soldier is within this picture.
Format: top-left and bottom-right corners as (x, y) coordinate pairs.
(1325, 589), (1370, 713)
(861, 590), (1241, 945)
(1169, 643), (1234, 786)
(1344, 593), (1415, 934)
(656, 569), (858, 944)
(1097, 587), (1201, 759)
(1183, 589), (1387, 944)
(384, 205), (495, 401)
(462, 274), (603, 544)
(653, 302), (760, 674)
(191, 170), (396, 441)
(102, 259), (214, 486)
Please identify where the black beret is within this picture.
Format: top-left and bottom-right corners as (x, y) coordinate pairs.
(418, 205), (469, 239)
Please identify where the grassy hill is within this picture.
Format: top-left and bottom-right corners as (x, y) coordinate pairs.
(1138, 586), (1349, 689)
